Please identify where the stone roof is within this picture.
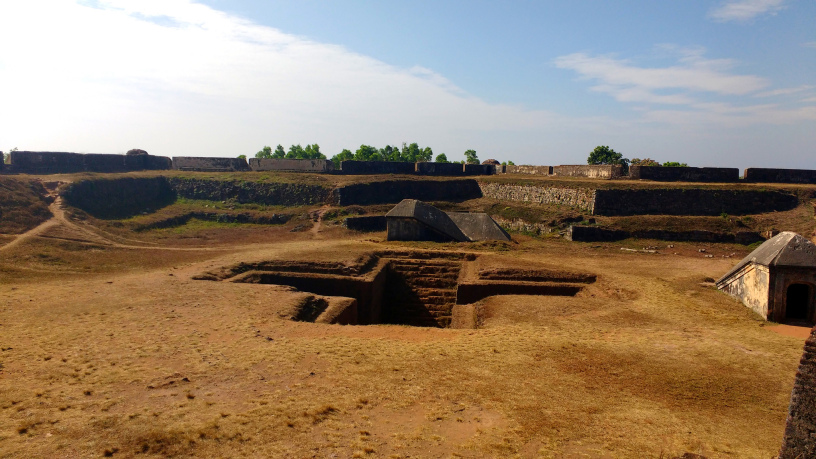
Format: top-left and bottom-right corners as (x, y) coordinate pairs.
(386, 199), (469, 242)
(717, 232), (816, 283)
(447, 212), (511, 242)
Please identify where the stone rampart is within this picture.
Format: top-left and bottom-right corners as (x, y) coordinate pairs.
(629, 166), (738, 182)
(464, 164), (496, 176)
(779, 326), (816, 459)
(172, 156), (250, 172)
(339, 161), (416, 175)
(336, 179), (482, 205)
(552, 164), (624, 179)
(8, 151), (172, 174)
(62, 177), (177, 218)
(478, 182), (596, 213)
(566, 225), (763, 243)
(10, 151), (86, 174)
(593, 188), (797, 216)
(415, 162), (465, 176)
(505, 165), (552, 176)
(744, 168), (816, 184)
(168, 177), (332, 206)
(249, 158), (334, 173)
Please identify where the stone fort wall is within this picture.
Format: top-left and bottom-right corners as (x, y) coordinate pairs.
(630, 165), (739, 182)
(779, 326), (816, 459)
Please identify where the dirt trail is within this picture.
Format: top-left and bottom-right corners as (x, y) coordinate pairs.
(309, 205), (332, 238)
(0, 195), (222, 253)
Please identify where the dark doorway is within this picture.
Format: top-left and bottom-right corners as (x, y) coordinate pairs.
(786, 283), (812, 322)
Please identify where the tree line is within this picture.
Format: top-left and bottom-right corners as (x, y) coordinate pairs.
(587, 146), (688, 167)
(244, 143), (512, 168)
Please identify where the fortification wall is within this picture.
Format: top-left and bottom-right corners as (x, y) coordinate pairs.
(10, 151), (86, 174)
(504, 165), (552, 176)
(593, 188), (797, 216)
(249, 158), (333, 173)
(567, 225), (763, 244)
(336, 179), (482, 205)
(630, 166), (739, 182)
(62, 177), (177, 218)
(552, 164), (624, 179)
(339, 161), (416, 175)
(172, 156), (250, 172)
(168, 177), (332, 206)
(8, 151), (172, 174)
(478, 182), (596, 213)
(779, 326), (816, 459)
(745, 168), (816, 184)
(415, 162), (465, 176)
(464, 164), (496, 176)
(344, 216), (387, 232)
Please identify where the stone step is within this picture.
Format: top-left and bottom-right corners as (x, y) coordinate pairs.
(389, 259), (461, 268)
(405, 277), (458, 289)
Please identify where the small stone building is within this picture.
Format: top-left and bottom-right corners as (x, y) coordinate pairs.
(385, 199), (510, 243)
(716, 232), (816, 324)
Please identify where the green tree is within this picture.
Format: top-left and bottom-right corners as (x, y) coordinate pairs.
(303, 144), (326, 159)
(587, 146), (628, 166)
(237, 154), (247, 160)
(331, 149), (354, 168)
(285, 144), (305, 159)
(379, 145), (401, 162)
(435, 153), (449, 163)
(255, 145), (273, 159)
(464, 149), (479, 165)
(630, 158), (660, 166)
(663, 161), (688, 167)
(354, 144), (382, 161)
(273, 144), (286, 158)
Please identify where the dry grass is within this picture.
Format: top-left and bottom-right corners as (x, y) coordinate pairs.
(0, 227), (807, 458)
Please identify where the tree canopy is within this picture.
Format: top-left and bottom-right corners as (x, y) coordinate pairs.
(630, 158), (660, 167)
(662, 161), (688, 167)
(587, 146), (628, 166)
(464, 149), (479, 165)
(434, 153), (448, 163)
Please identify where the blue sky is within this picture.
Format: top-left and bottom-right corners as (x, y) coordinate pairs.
(0, 0), (814, 168)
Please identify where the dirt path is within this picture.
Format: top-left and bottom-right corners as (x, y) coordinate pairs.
(309, 205), (332, 238)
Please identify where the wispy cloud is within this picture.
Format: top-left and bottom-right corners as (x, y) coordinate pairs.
(803, 42), (816, 49)
(0, 0), (568, 158)
(708, 0), (786, 22)
(554, 48), (816, 126)
(554, 50), (768, 102)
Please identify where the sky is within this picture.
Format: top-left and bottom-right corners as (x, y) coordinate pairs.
(0, 0), (814, 168)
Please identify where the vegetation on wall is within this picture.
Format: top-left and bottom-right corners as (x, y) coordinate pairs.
(587, 146), (628, 166)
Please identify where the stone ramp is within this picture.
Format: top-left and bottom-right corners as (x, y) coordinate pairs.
(386, 199), (510, 242)
(447, 212), (510, 242)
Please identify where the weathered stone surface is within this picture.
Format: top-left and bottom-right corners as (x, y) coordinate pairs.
(336, 179), (482, 206)
(248, 158), (333, 173)
(593, 188), (797, 216)
(505, 165), (552, 176)
(779, 326), (816, 458)
(415, 162), (465, 176)
(630, 166), (738, 182)
(566, 225), (762, 243)
(339, 161), (416, 175)
(745, 168), (816, 184)
(464, 164), (495, 176)
(447, 212), (511, 242)
(9, 151), (171, 174)
(172, 156), (250, 172)
(553, 164), (624, 179)
(387, 200), (469, 242)
(478, 182), (596, 213)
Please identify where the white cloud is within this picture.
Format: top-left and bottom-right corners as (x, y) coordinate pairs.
(803, 42), (816, 49)
(708, 0), (786, 22)
(554, 50), (768, 101)
(0, 0), (570, 159)
(754, 85), (814, 97)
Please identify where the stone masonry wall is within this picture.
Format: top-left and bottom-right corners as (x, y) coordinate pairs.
(478, 182), (596, 213)
(744, 168), (816, 184)
(552, 165), (624, 179)
(630, 165), (739, 182)
(779, 326), (816, 459)
(593, 188), (797, 216)
(504, 165), (552, 176)
(339, 161), (416, 175)
(172, 157), (250, 172)
(249, 158), (333, 173)
(415, 162), (465, 176)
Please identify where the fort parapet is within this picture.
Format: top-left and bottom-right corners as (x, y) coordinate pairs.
(415, 162), (465, 176)
(552, 165), (624, 179)
(172, 156), (250, 172)
(339, 161), (416, 175)
(8, 151), (171, 174)
(630, 165), (739, 182)
(249, 158), (333, 173)
(744, 168), (816, 184)
(504, 165), (552, 176)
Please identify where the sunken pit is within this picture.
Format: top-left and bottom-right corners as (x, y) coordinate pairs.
(195, 250), (596, 328)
